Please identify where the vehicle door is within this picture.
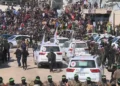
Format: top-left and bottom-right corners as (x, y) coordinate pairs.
(15, 36), (22, 46)
(97, 57), (103, 74)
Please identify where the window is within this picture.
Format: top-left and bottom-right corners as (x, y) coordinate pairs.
(70, 60), (96, 68)
(59, 39), (69, 43)
(43, 46), (60, 52)
(16, 36), (22, 40)
(8, 35), (15, 40)
(75, 43), (87, 48)
(63, 42), (70, 48)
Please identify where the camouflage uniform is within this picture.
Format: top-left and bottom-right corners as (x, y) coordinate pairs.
(68, 80), (82, 86)
(82, 81), (96, 86)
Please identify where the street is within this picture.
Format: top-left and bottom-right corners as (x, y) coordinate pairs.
(0, 48), (111, 83)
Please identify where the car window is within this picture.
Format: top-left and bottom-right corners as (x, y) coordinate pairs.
(70, 60), (96, 68)
(63, 42), (70, 48)
(42, 46), (60, 52)
(75, 43), (87, 48)
(59, 39), (69, 43)
(16, 36), (22, 40)
(8, 35), (15, 40)
(21, 36), (30, 40)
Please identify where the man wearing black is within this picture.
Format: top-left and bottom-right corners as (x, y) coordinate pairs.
(22, 49), (29, 70)
(47, 49), (56, 72)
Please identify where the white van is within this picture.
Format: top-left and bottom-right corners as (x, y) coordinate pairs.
(34, 43), (63, 68)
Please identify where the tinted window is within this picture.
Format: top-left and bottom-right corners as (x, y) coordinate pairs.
(59, 39), (69, 43)
(75, 43), (87, 48)
(63, 42), (70, 48)
(16, 36), (22, 40)
(43, 46), (60, 52)
(70, 60), (95, 68)
(8, 35), (15, 40)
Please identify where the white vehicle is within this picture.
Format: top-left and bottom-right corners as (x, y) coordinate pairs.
(112, 36), (120, 48)
(8, 35), (30, 48)
(34, 43), (63, 68)
(95, 34), (114, 44)
(50, 37), (69, 46)
(62, 40), (88, 58)
(66, 55), (103, 82)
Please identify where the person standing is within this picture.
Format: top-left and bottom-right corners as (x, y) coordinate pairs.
(6, 78), (16, 86)
(21, 40), (26, 51)
(34, 76), (43, 86)
(68, 74), (82, 86)
(43, 75), (57, 86)
(82, 77), (96, 86)
(0, 77), (5, 86)
(47, 49), (56, 72)
(0, 38), (4, 63)
(113, 65), (120, 83)
(3, 39), (10, 61)
(97, 75), (111, 86)
(59, 75), (68, 86)
(20, 77), (28, 86)
(22, 49), (29, 70)
(14, 46), (22, 67)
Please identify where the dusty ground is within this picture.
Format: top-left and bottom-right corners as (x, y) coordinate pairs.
(0, 48), (111, 83)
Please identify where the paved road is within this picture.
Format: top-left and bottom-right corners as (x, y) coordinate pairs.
(0, 48), (111, 83)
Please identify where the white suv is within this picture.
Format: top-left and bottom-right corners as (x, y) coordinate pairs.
(34, 43), (63, 68)
(66, 55), (103, 82)
(62, 40), (89, 58)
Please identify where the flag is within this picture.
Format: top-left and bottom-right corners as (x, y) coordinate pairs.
(41, 33), (45, 45)
(54, 27), (58, 44)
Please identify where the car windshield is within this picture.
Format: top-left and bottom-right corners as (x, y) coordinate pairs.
(70, 60), (96, 68)
(63, 42), (70, 48)
(75, 43), (87, 48)
(8, 35), (15, 40)
(43, 46), (60, 52)
(58, 39), (69, 43)
(112, 37), (118, 43)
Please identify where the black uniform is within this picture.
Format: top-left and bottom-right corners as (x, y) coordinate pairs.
(0, 41), (3, 63)
(47, 50), (56, 72)
(3, 40), (10, 61)
(22, 49), (29, 70)
(14, 48), (22, 67)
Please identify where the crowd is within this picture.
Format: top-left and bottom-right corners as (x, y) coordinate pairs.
(1, 0), (120, 86)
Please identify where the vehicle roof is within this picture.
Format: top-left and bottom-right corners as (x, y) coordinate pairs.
(72, 40), (86, 43)
(70, 55), (98, 60)
(12, 35), (30, 37)
(51, 37), (69, 39)
(40, 43), (59, 46)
